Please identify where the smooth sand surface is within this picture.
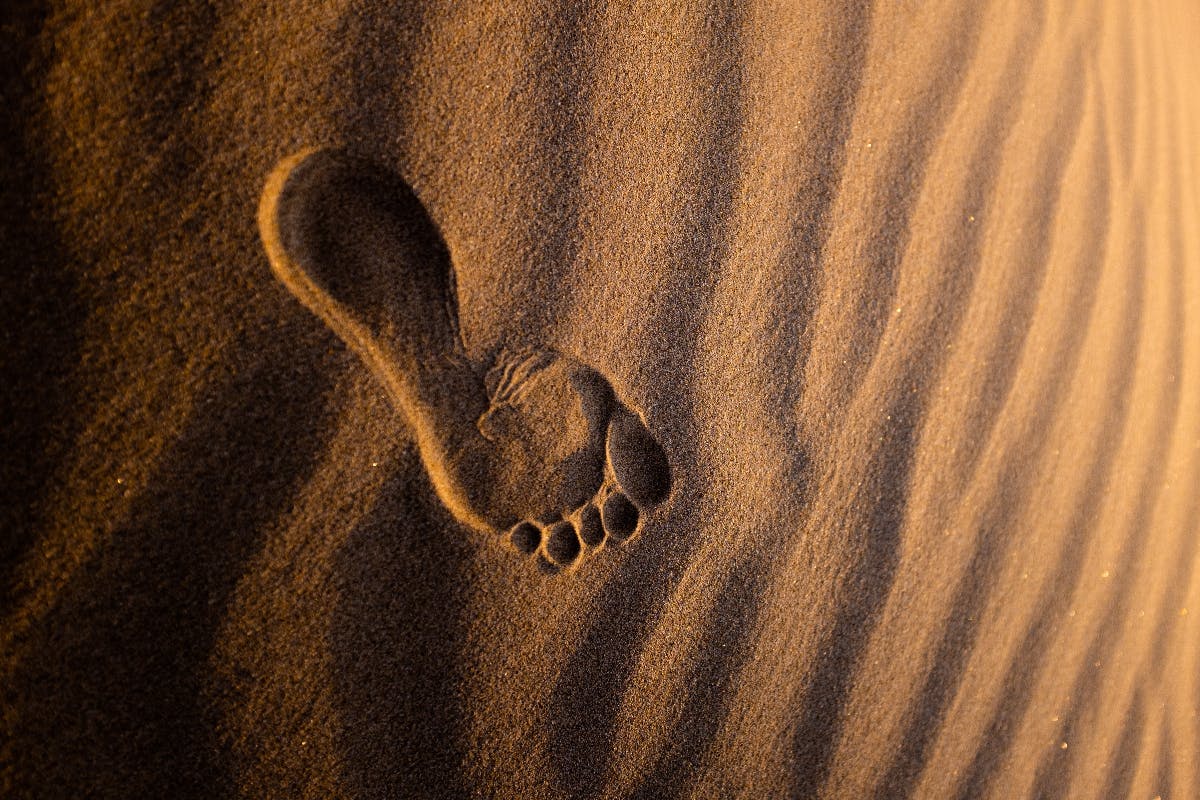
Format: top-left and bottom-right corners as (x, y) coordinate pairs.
(3, 2), (1199, 797)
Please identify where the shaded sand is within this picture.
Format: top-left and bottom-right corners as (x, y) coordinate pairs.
(3, 1), (1200, 797)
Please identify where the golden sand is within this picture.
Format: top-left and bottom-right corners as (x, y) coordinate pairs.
(2, 1), (1199, 797)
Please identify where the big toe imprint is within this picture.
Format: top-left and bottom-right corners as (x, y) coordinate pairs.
(258, 148), (671, 573)
(607, 406), (671, 507)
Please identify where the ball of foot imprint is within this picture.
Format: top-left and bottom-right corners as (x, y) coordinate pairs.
(475, 352), (613, 525)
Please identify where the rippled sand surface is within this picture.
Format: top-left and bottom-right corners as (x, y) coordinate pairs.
(3, 2), (1199, 797)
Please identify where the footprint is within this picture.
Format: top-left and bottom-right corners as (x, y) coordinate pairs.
(258, 148), (671, 571)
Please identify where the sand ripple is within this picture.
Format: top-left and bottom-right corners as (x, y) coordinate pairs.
(2, 1), (1198, 797)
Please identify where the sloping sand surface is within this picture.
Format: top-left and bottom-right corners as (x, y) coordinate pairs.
(3, 1), (1199, 797)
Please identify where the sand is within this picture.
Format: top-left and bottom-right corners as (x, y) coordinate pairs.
(2, 1), (1199, 797)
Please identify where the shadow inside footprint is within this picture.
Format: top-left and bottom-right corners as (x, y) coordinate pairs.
(259, 148), (672, 572)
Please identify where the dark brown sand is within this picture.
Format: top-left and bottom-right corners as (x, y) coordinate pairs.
(3, 2), (1199, 797)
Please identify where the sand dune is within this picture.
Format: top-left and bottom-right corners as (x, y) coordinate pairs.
(2, 1), (1199, 797)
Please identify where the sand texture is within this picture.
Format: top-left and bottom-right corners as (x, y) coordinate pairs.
(3, 1), (1200, 797)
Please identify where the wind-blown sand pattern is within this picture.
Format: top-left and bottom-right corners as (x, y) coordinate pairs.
(2, 1), (1199, 797)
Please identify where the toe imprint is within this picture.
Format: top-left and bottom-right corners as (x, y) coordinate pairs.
(545, 520), (582, 565)
(578, 504), (605, 547)
(601, 492), (639, 540)
(510, 522), (541, 555)
(606, 406), (671, 507)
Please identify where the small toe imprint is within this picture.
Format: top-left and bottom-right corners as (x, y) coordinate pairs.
(510, 522), (542, 555)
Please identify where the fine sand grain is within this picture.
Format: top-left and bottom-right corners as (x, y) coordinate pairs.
(3, 1), (1199, 798)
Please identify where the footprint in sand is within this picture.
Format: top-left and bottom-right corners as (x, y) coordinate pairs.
(257, 149), (671, 571)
